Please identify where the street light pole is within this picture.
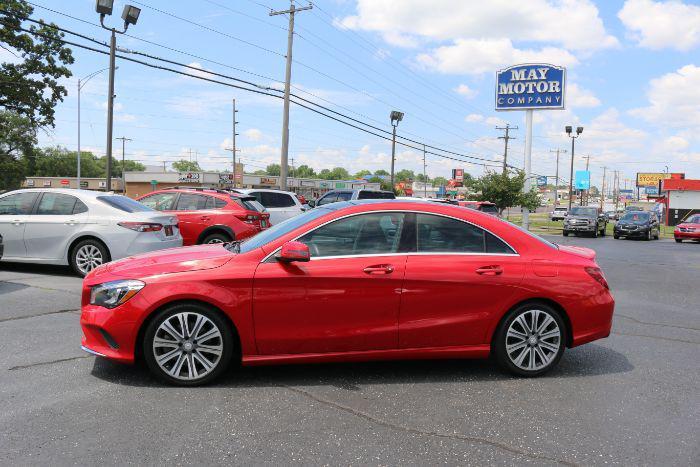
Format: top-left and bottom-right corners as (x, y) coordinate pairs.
(115, 136), (131, 194)
(77, 68), (109, 188)
(565, 126), (583, 211)
(389, 110), (404, 190)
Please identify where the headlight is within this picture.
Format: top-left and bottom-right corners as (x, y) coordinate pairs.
(90, 280), (145, 309)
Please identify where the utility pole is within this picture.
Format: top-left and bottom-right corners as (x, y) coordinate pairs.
(270, 1), (312, 191)
(549, 149), (566, 207)
(224, 99), (240, 187)
(115, 136), (131, 194)
(581, 155), (590, 205)
(422, 144), (427, 198)
(290, 157), (295, 180)
(497, 124), (517, 174)
(600, 167), (607, 210)
(105, 30), (117, 192)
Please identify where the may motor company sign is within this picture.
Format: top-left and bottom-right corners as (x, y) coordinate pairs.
(496, 64), (566, 111)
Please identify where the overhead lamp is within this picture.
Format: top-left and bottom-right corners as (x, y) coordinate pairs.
(565, 125), (572, 135)
(390, 110), (404, 126)
(95, 0), (114, 16)
(121, 5), (141, 26)
(576, 126), (583, 135)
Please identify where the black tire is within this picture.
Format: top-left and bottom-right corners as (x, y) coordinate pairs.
(675, 239), (682, 243)
(562, 231), (569, 237)
(70, 238), (110, 277)
(493, 302), (566, 377)
(592, 227), (598, 238)
(201, 232), (232, 245)
(613, 234), (619, 239)
(600, 225), (606, 237)
(143, 303), (235, 386)
(645, 229), (652, 241)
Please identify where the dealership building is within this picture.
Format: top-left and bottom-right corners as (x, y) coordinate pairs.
(661, 179), (700, 226)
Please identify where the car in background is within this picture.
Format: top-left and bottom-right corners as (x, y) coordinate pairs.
(458, 200), (499, 215)
(604, 211), (619, 221)
(238, 189), (306, 225)
(396, 197), (457, 205)
(137, 187), (269, 246)
(80, 199), (614, 385)
(614, 211), (660, 240)
(310, 189), (395, 207)
(563, 206), (607, 237)
(0, 189), (181, 276)
(550, 206), (568, 221)
(673, 214), (700, 243)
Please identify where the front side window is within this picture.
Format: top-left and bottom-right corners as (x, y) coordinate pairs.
(298, 212), (405, 258)
(36, 193), (79, 215)
(175, 193), (210, 211)
(0, 192), (39, 215)
(139, 192), (177, 211)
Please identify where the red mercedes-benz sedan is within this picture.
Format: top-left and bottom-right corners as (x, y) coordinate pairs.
(80, 200), (614, 385)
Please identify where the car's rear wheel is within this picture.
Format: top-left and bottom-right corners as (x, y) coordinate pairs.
(493, 303), (566, 377)
(675, 238), (682, 243)
(592, 227), (598, 238)
(614, 234), (619, 239)
(562, 230), (569, 237)
(70, 239), (109, 277)
(143, 303), (234, 386)
(646, 229), (652, 241)
(202, 232), (232, 244)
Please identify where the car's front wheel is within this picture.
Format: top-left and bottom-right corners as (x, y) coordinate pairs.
(143, 303), (234, 386)
(493, 303), (566, 377)
(675, 238), (682, 243)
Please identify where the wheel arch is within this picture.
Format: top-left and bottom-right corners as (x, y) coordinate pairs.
(196, 225), (235, 244)
(490, 298), (574, 349)
(134, 299), (242, 364)
(67, 235), (112, 263)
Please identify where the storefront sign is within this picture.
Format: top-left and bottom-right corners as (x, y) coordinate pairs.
(452, 168), (464, 182)
(43, 180), (51, 187)
(536, 176), (547, 187)
(80, 181), (88, 188)
(219, 173), (234, 184)
(496, 64), (566, 111)
(300, 180), (315, 187)
(575, 170), (590, 190)
(26, 179), (35, 187)
(260, 177), (277, 185)
(335, 183), (346, 189)
(178, 172), (201, 183)
(60, 179), (70, 186)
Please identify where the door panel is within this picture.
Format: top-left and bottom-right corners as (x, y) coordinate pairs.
(24, 193), (86, 260)
(0, 192), (40, 258)
(399, 255), (525, 348)
(253, 255), (406, 354)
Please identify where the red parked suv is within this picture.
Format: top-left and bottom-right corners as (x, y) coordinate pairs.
(137, 187), (269, 245)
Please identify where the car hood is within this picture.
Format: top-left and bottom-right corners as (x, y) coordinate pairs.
(677, 223), (699, 228)
(95, 244), (236, 279)
(558, 245), (596, 261)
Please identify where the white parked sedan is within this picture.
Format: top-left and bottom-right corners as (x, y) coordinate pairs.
(238, 189), (306, 225)
(0, 189), (182, 276)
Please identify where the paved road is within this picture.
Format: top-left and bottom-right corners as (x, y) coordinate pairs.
(1, 237), (698, 465)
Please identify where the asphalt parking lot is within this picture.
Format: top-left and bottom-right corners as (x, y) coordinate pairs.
(1, 236), (698, 465)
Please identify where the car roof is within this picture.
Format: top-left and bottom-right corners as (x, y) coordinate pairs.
(239, 188), (295, 195)
(0, 188), (110, 199)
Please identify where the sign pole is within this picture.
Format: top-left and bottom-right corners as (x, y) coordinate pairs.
(523, 109), (533, 230)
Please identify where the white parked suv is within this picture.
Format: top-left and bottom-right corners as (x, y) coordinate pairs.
(238, 189), (306, 225)
(0, 189), (182, 276)
(550, 206), (568, 221)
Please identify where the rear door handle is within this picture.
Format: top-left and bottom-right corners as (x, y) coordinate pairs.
(475, 265), (503, 276)
(12, 219), (23, 225)
(200, 216), (211, 221)
(64, 220), (77, 225)
(363, 264), (394, 275)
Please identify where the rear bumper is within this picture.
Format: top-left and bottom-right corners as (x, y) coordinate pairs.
(570, 290), (615, 347)
(123, 236), (183, 258)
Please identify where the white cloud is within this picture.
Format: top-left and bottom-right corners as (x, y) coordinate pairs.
(416, 38), (578, 75)
(618, 0), (700, 51)
(567, 83), (601, 108)
(485, 116), (508, 126)
(630, 64), (700, 128)
(465, 113), (484, 123)
(454, 84), (477, 99)
(183, 62), (213, 79)
(342, 0), (618, 51)
(243, 128), (263, 141)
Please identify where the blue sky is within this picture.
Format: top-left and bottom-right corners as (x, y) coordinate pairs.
(16, 0), (700, 188)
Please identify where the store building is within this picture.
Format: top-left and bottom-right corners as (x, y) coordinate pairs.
(123, 171), (381, 199)
(661, 179), (700, 226)
(21, 177), (122, 192)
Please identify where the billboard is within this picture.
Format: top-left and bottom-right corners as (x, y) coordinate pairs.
(574, 170), (591, 190)
(536, 175), (547, 187)
(495, 64), (566, 111)
(178, 172), (201, 183)
(636, 172), (684, 187)
(452, 168), (464, 182)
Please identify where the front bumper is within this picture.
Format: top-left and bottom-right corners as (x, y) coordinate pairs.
(674, 230), (700, 240)
(615, 227), (648, 238)
(564, 223), (595, 232)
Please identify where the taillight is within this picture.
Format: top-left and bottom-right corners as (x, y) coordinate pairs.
(236, 213), (258, 224)
(585, 266), (609, 290)
(118, 222), (163, 232)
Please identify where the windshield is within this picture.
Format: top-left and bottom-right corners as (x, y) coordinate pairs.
(685, 215), (700, 224)
(569, 207), (597, 217)
(620, 212), (650, 224)
(237, 207), (332, 253)
(97, 195), (153, 213)
(480, 204), (498, 214)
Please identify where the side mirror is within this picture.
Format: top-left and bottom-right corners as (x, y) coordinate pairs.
(277, 241), (310, 263)
(306, 199), (316, 208)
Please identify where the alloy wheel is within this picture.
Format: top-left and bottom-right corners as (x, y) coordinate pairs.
(206, 238), (225, 244)
(75, 244), (104, 275)
(152, 312), (223, 381)
(505, 309), (561, 371)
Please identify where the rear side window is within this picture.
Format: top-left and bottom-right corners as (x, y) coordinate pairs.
(0, 192), (39, 215)
(36, 193), (78, 215)
(317, 193), (338, 206)
(73, 199), (89, 214)
(214, 198), (227, 208)
(480, 204), (499, 214)
(336, 191), (353, 201)
(358, 191), (395, 200)
(230, 196), (265, 212)
(139, 192), (177, 211)
(98, 195), (153, 213)
(416, 214), (484, 253)
(485, 232), (515, 254)
(175, 193), (210, 211)
(260, 192), (295, 208)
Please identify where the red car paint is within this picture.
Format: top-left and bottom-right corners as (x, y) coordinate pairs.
(674, 215), (700, 242)
(136, 188), (269, 246)
(81, 201), (614, 368)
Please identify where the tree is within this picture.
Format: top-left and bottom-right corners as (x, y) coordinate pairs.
(415, 173), (428, 183)
(353, 170), (372, 179)
(295, 164), (316, 179)
(368, 176), (392, 192)
(253, 169), (266, 175)
(265, 163), (281, 176)
(395, 169), (415, 181)
(471, 170), (539, 214)
(374, 169), (389, 176)
(0, 111), (35, 189)
(26, 146), (144, 178)
(432, 176), (448, 187)
(172, 160), (202, 172)
(1, 0), (74, 128)
(328, 167), (350, 180)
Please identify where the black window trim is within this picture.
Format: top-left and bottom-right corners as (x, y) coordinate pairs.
(261, 210), (518, 263)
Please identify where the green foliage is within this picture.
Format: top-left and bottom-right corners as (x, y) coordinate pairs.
(368, 176), (392, 191)
(1, 0), (74, 127)
(373, 169), (389, 176)
(265, 163), (281, 176)
(26, 146), (144, 178)
(0, 110), (35, 189)
(353, 170), (371, 179)
(471, 170), (539, 214)
(318, 167), (350, 180)
(395, 169), (415, 181)
(431, 176), (448, 187)
(294, 164), (316, 179)
(172, 160), (202, 172)
(252, 169), (266, 175)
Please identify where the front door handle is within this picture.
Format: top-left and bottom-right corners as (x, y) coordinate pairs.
(475, 265), (503, 276)
(64, 220), (77, 225)
(363, 264), (394, 275)
(12, 219), (23, 226)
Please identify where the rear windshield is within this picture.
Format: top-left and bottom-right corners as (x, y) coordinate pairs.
(230, 196), (265, 213)
(480, 204), (498, 213)
(357, 191), (395, 200)
(97, 195), (153, 213)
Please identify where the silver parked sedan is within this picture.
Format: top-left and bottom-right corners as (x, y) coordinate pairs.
(0, 189), (182, 276)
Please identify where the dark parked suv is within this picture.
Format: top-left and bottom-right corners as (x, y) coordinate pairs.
(563, 206), (608, 237)
(614, 211), (660, 240)
(311, 189), (395, 207)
